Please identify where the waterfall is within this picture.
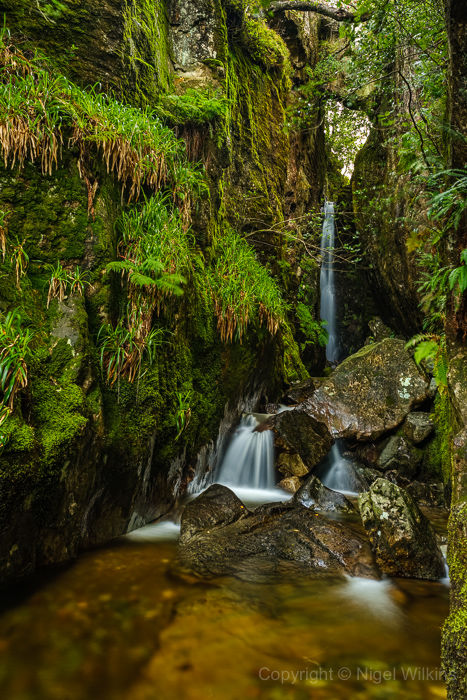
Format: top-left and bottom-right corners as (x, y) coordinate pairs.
(215, 414), (276, 493)
(320, 201), (339, 364)
(319, 201), (358, 494)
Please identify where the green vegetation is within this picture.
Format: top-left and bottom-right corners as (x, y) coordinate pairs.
(46, 263), (90, 307)
(0, 309), (34, 415)
(205, 227), (287, 343)
(0, 26), (204, 202)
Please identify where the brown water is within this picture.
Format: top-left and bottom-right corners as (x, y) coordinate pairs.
(0, 518), (449, 700)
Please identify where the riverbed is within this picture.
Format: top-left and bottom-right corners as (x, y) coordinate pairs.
(0, 510), (449, 700)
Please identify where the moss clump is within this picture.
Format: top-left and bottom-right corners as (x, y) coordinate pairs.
(32, 380), (88, 464)
(423, 391), (455, 484)
(241, 16), (291, 71)
(0, 415), (35, 454)
(156, 89), (227, 127)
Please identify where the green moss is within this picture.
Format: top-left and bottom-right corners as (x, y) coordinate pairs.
(32, 380), (88, 464)
(241, 16), (291, 71)
(0, 416), (35, 454)
(423, 392), (455, 484)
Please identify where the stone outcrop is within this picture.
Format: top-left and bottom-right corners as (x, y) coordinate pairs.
(270, 408), (333, 470)
(293, 475), (355, 513)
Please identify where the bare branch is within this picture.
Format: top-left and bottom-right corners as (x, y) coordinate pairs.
(270, 1), (369, 23)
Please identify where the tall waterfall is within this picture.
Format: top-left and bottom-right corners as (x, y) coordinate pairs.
(319, 201), (357, 494)
(216, 415), (275, 490)
(320, 201), (339, 364)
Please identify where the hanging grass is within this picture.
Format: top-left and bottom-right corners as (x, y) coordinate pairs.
(206, 227), (287, 343)
(0, 27), (207, 205)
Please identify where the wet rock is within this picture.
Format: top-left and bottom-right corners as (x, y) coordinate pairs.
(377, 435), (423, 478)
(180, 485), (248, 544)
(293, 475), (355, 513)
(279, 476), (301, 494)
(178, 485), (379, 580)
(366, 317), (394, 343)
(303, 339), (430, 441)
(271, 409), (333, 470)
(277, 452), (309, 477)
(354, 439), (387, 468)
(406, 481), (446, 508)
(358, 478), (445, 580)
(403, 412), (434, 444)
(286, 378), (323, 404)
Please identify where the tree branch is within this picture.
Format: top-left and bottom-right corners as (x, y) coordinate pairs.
(270, 1), (369, 22)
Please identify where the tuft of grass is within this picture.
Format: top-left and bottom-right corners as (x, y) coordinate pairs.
(46, 262), (91, 307)
(205, 226), (287, 343)
(0, 26), (207, 206)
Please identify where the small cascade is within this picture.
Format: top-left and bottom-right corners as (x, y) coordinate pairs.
(318, 442), (359, 495)
(320, 201), (339, 364)
(319, 202), (358, 494)
(216, 415), (275, 490)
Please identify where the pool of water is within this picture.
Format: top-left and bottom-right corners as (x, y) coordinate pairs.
(0, 512), (449, 700)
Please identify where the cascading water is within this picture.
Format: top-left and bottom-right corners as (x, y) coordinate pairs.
(319, 201), (358, 495)
(320, 201), (339, 364)
(216, 415), (275, 490)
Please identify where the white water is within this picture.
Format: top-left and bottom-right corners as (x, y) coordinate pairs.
(320, 201), (339, 364)
(214, 414), (288, 504)
(320, 442), (359, 496)
(125, 520), (181, 542)
(319, 202), (359, 494)
(338, 577), (402, 623)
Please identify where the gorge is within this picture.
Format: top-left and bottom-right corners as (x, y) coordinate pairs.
(0, 0), (465, 698)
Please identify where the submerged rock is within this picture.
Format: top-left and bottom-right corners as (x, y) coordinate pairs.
(293, 475), (355, 513)
(358, 478), (445, 580)
(303, 339), (430, 441)
(403, 412), (434, 444)
(178, 485), (379, 580)
(271, 409), (333, 470)
(277, 452), (309, 477)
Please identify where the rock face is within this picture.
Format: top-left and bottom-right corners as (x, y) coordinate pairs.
(271, 409), (333, 469)
(178, 485), (379, 580)
(293, 475), (355, 513)
(358, 479), (445, 580)
(303, 339), (430, 440)
(278, 476), (301, 493)
(403, 412), (435, 444)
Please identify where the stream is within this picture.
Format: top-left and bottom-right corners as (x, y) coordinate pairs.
(0, 507), (449, 700)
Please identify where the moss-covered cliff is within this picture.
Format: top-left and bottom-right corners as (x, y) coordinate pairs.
(0, 0), (328, 584)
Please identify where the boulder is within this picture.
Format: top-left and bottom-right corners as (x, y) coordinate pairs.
(178, 485), (379, 580)
(403, 412), (434, 444)
(278, 476), (301, 494)
(293, 475), (355, 513)
(271, 409), (333, 470)
(303, 339), (430, 441)
(277, 452), (309, 477)
(358, 478), (445, 580)
(180, 484), (248, 544)
(377, 435), (423, 478)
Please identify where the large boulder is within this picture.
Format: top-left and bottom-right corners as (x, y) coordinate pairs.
(293, 475), (355, 513)
(178, 485), (379, 580)
(270, 409), (333, 470)
(303, 339), (430, 440)
(358, 478), (445, 580)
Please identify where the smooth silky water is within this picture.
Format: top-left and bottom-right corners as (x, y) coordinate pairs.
(0, 507), (449, 700)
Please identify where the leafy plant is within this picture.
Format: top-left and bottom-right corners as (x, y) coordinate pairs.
(405, 333), (448, 390)
(46, 263), (91, 307)
(449, 249), (467, 300)
(0, 309), (34, 412)
(0, 209), (8, 260)
(10, 239), (29, 289)
(173, 389), (193, 441)
(296, 303), (329, 349)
